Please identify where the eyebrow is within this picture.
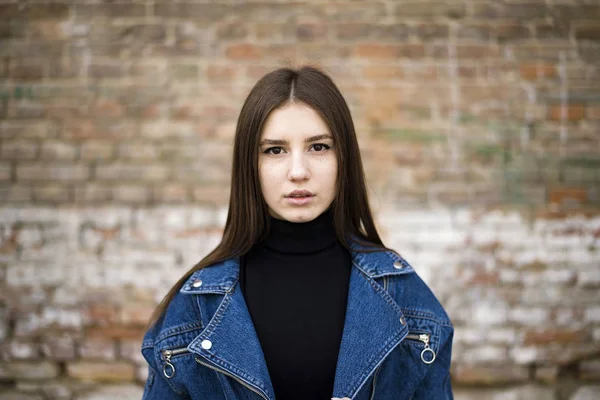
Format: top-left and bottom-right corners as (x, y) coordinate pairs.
(259, 134), (333, 146)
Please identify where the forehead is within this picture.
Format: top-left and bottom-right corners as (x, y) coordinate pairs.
(260, 103), (330, 138)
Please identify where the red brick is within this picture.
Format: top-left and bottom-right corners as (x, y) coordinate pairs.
(88, 63), (124, 79)
(587, 106), (600, 120)
(523, 329), (589, 346)
(89, 99), (125, 118)
(74, 4), (146, 19)
(0, 4), (69, 20)
(495, 23), (531, 41)
(246, 65), (272, 80)
(154, 3), (230, 20)
(82, 304), (119, 326)
(296, 23), (328, 41)
(580, 360), (600, 380)
(41, 335), (76, 361)
(207, 64), (237, 81)
(547, 104), (586, 121)
(80, 140), (115, 160)
(34, 185), (71, 203)
(86, 326), (145, 341)
(354, 43), (424, 59)
(67, 361), (135, 382)
(453, 364), (529, 385)
(548, 186), (587, 205)
(394, 2), (465, 19)
(225, 44), (261, 60)
(74, 184), (112, 203)
(62, 119), (136, 140)
(520, 63), (556, 80)
(8, 64), (44, 81)
(16, 164), (89, 181)
(216, 19), (248, 40)
(468, 271), (500, 285)
(192, 185), (230, 205)
(362, 65), (404, 80)
(336, 23), (374, 40)
(79, 339), (117, 361)
(0, 163), (11, 181)
(40, 141), (78, 160)
(119, 304), (156, 326)
(575, 24), (600, 40)
(413, 23), (449, 40)
(112, 185), (150, 204)
(153, 184), (190, 203)
(255, 23), (295, 40)
(1, 140), (38, 159)
(354, 44), (397, 59)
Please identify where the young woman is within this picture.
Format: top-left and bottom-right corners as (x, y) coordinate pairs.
(141, 65), (454, 400)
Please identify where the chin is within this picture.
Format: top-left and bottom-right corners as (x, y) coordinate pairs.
(275, 208), (321, 223)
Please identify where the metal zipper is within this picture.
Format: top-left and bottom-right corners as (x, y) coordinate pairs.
(194, 355), (269, 400)
(404, 333), (436, 364)
(162, 347), (190, 379)
(162, 347), (269, 399)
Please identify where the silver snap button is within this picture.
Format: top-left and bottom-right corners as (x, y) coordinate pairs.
(201, 340), (212, 350)
(393, 261), (404, 269)
(192, 279), (203, 288)
(400, 316), (406, 326)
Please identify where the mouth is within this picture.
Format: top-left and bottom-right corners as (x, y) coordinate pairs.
(285, 192), (315, 206)
(286, 190), (315, 198)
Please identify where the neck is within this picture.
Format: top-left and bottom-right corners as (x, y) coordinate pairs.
(262, 207), (337, 254)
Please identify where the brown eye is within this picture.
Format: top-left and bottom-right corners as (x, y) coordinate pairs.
(312, 143), (331, 152)
(264, 147), (283, 155)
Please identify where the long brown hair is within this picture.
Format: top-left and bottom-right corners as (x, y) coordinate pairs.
(148, 64), (390, 328)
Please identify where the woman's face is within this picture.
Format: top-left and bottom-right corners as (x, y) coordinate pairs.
(258, 102), (337, 223)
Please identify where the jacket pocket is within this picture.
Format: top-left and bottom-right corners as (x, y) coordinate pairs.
(161, 346), (192, 379)
(404, 332), (436, 365)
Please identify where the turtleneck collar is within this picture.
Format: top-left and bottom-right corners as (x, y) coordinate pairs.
(261, 207), (338, 254)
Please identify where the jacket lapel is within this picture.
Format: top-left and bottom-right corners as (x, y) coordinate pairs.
(331, 248), (413, 399)
(181, 258), (276, 400)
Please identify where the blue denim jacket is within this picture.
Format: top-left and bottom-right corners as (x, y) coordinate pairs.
(141, 242), (454, 400)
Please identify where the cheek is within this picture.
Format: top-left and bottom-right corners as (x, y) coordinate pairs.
(258, 163), (279, 196)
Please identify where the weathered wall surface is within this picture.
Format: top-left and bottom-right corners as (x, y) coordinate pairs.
(1, 1), (600, 399)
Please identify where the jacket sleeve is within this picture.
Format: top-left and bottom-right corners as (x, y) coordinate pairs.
(411, 327), (454, 400)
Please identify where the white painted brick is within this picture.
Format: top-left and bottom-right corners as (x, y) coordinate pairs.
(510, 307), (550, 325)
(509, 346), (539, 364)
(593, 327), (600, 342)
(188, 207), (217, 226)
(473, 302), (509, 326)
(488, 328), (517, 343)
(454, 327), (483, 344)
(7, 263), (66, 287)
(584, 307), (600, 323)
(462, 345), (507, 363)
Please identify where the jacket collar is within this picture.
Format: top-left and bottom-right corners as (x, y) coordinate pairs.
(179, 240), (414, 400)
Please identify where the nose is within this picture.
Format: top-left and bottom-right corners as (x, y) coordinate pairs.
(287, 152), (310, 182)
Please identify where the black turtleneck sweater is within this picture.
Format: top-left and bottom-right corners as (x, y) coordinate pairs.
(240, 207), (352, 400)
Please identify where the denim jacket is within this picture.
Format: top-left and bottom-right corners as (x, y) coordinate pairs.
(141, 242), (454, 400)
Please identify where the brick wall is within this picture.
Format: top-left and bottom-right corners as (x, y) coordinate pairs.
(1, 1), (599, 399)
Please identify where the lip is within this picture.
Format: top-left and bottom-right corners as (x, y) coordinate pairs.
(286, 190), (314, 198)
(285, 190), (315, 206)
(285, 195), (314, 206)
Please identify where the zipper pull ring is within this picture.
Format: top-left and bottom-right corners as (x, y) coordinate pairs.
(163, 349), (176, 379)
(419, 334), (436, 365)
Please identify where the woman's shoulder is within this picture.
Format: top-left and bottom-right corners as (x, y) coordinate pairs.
(356, 248), (453, 328)
(142, 277), (204, 349)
